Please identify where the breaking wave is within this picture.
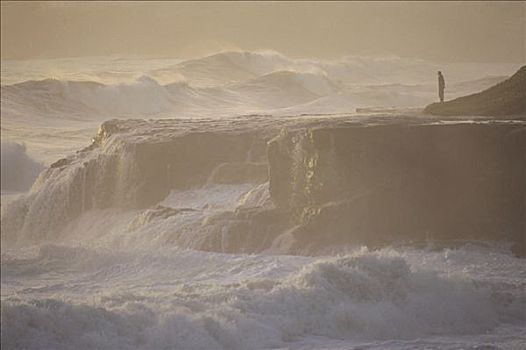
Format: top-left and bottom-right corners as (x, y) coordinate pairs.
(0, 142), (44, 192)
(2, 246), (523, 350)
(1, 76), (173, 118)
(4, 51), (520, 122)
(1, 72), (342, 119)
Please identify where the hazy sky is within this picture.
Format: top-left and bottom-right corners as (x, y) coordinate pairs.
(1, 1), (525, 62)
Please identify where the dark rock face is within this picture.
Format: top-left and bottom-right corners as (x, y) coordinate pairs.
(268, 122), (526, 253)
(3, 116), (524, 254)
(424, 66), (526, 116)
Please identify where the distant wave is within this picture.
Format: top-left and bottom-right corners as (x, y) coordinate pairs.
(2, 50), (520, 88)
(1, 76), (173, 118)
(1, 52), (519, 122)
(155, 50), (519, 87)
(231, 70), (341, 96)
(1, 70), (345, 118)
(153, 50), (297, 87)
(1, 142), (44, 192)
(154, 50), (440, 87)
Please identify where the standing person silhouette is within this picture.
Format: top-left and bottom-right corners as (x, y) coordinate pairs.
(438, 71), (445, 102)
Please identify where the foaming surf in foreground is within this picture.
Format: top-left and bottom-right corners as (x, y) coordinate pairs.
(1, 52), (525, 349)
(2, 244), (525, 350)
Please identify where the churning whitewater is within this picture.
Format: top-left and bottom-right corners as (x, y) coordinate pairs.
(3, 244), (525, 350)
(1, 52), (525, 350)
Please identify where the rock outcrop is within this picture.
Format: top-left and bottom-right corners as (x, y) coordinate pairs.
(1, 118), (272, 244)
(424, 66), (526, 116)
(2, 115), (525, 254)
(268, 121), (525, 253)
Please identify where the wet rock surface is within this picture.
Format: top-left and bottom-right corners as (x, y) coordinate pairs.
(268, 120), (525, 253)
(3, 114), (524, 254)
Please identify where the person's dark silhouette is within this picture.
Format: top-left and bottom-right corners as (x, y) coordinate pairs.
(438, 71), (445, 102)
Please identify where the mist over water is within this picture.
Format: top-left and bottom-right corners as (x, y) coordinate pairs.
(2, 52), (519, 163)
(1, 142), (44, 192)
(1, 51), (525, 349)
(2, 52), (519, 121)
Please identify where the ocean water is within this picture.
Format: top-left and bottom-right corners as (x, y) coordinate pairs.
(1, 51), (525, 349)
(1, 52), (519, 164)
(2, 243), (525, 350)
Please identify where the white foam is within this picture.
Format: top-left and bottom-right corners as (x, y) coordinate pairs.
(2, 245), (524, 350)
